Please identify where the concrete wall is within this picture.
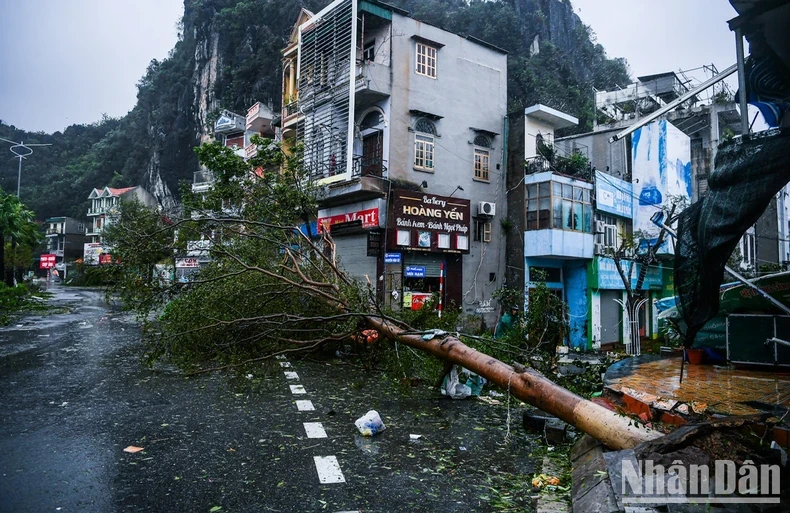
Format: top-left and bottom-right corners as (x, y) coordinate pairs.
(505, 113), (526, 295)
(555, 128), (629, 178)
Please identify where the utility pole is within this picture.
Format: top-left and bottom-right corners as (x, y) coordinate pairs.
(1, 137), (52, 198)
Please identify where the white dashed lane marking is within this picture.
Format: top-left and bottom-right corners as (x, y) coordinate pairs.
(314, 455), (346, 484)
(296, 400), (315, 411)
(284, 371), (299, 380)
(289, 384), (307, 395)
(303, 422), (328, 438)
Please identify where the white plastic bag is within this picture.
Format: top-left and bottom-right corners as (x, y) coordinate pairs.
(355, 410), (386, 436)
(440, 365), (486, 399)
(441, 366), (472, 399)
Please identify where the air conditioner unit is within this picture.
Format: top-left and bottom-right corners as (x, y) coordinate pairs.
(594, 242), (605, 256)
(478, 201), (496, 217)
(595, 220), (606, 234)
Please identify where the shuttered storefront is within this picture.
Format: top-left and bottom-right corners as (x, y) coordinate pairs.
(403, 253), (446, 277)
(334, 234), (377, 282)
(600, 290), (621, 344)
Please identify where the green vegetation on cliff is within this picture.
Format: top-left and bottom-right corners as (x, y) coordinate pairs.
(1, 0), (629, 221)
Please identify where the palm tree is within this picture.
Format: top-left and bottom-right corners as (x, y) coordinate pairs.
(0, 190), (42, 286)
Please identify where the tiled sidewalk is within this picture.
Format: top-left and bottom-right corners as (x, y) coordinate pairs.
(604, 355), (790, 416)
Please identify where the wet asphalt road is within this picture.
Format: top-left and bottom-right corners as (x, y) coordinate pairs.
(0, 286), (539, 513)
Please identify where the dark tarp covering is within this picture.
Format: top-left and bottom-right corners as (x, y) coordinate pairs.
(674, 128), (790, 345)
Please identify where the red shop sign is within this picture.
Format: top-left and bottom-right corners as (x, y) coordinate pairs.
(318, 207), (379, 233)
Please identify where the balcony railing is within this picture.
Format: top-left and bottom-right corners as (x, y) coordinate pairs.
(283, 102), (298, 119)
(526, 156), (551, 175)
(352, 155), (386, 178)
(193, 170), (214, 185)
(245, 144), (258, 159)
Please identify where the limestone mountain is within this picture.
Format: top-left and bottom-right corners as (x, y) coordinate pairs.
(0, 0), (629, 221)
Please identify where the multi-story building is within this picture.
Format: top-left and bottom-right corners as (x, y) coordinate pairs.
(506, 105), (594, 349)
(86, 186), (157, 244)
(281, 0), (508, 324)
(581, 69), (790, 274)
(506, 99), (696, 350)
(44, 216), (90, 265)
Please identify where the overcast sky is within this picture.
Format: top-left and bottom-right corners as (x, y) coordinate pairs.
(0, 1), (183, 134)
(572, 0), (739, 80)
(0, 0), (741, 134)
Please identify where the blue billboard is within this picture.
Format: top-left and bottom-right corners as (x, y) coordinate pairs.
(594, 171), (633, 219)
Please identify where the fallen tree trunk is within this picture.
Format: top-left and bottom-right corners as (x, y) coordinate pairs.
(368, 316), (662, 450)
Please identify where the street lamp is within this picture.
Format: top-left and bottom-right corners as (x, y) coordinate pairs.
(1, 137), (52, 198)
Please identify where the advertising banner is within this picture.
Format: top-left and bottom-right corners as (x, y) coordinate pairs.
(594, 171), (633, 219)
(631, 120), (691, 253)
(83, 243), (103, 265)
(389, 190), (471, 254)
(40, 254), (57, 269)
(592, 256), (662, 290)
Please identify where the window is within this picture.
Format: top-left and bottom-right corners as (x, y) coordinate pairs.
(595, 214), (618, 250)
(526, 180), (592, 232)
(740, 231), (756, 268)
(473, 134), (491, 182)
(363, 40), (376, 62)
(415, 42), (437, 78)
(413, 118), (436, 171)
(529, 266), (562, 283)
(474, 220), (492, 242)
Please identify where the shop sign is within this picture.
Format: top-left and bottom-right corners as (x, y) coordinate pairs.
(367, 230), (382, 256)
(40, 254), (57, 269)
(318, 207), (379, 233)
(593, 256), (662, 290)
(390, 190), (471, 254)
(83, 243), (104, 265)
(176, 258), (200, 268)
(99, 254), (114, 265)
(595, 171), (633, 219)
(384, 252), (401, 264)
(405, 266), (426, 278)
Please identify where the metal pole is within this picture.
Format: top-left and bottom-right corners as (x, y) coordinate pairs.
(609, 64), (738, 143)
(17, 156), (22, 197)
(438, 262), (444, 319)
(735, 28), (749, 134)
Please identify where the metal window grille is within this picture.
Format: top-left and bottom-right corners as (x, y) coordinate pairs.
(296, 0), (357, 180)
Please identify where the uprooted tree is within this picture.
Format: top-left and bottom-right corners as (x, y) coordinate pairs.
(102, 137), (660, 450)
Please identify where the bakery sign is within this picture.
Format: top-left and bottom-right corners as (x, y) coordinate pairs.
(390, 190), (471, 254)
